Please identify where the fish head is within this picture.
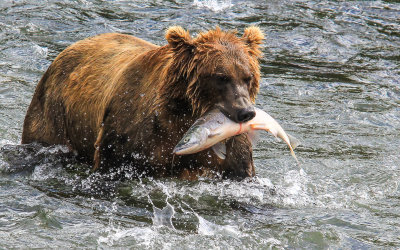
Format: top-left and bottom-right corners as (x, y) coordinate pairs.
(173, 126), (210, 155)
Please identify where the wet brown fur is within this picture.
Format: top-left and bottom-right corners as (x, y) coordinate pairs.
(22, 26), (264, 180)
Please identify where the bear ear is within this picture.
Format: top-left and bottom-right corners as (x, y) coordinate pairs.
(242, 26), (264, 57)
(165, 26), (193, 49)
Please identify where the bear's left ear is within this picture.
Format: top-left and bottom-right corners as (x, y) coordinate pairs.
(165, 26), (193, 49)
(242, 26), (264, 57)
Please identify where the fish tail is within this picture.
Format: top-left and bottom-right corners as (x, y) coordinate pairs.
(288, 134), (301, 150)
(289, 146), (299, 164)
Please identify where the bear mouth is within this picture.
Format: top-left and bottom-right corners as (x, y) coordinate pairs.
(214, 103), (233, 121)
(214, 103), (255, 124)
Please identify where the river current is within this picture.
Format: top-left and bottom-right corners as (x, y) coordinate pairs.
(1, 0), (399, 248)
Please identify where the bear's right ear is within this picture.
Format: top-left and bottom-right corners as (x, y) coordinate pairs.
(165, 26), (193, 49)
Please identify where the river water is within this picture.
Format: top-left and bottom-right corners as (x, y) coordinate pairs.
(1, 0), (399, 248)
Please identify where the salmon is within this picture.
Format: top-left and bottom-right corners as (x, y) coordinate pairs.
(173, 107), (300, 162)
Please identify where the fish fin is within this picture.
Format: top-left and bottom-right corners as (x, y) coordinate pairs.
(247, 130), (260, 147)
(250, 123), (266, 130)
(208, 131), (222, 138)
(288, 134), (301, 150)
(212, 142), (226, 160)
(250, 124), (280, 138)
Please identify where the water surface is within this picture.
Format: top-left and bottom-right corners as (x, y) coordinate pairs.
(1, 0), (400, 248)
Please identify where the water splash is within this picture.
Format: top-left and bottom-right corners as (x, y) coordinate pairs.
(278, 168), (313, 206)
(97, 201), (155, 247)
(197, 214), (239, 236)
(148, 181), (177, 229)
(180, 201), (240, 236)
(151, 201), (176, 229)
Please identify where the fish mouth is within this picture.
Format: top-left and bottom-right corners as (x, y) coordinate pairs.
(173, 142), (201, 155)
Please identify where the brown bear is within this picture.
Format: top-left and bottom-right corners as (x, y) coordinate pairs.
(21, 26), (264, 180)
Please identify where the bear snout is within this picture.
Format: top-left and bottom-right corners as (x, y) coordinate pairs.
(218, 105), (256, 123)
(217, 105), (256, 123)
(236, 107), (256, 123)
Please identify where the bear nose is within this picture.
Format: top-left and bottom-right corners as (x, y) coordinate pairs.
(236, 107), (256, 123)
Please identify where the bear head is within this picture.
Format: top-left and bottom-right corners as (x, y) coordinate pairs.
(161, 26), (264, 123)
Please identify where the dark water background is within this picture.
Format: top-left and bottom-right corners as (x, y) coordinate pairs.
(1, 0), (400, 248)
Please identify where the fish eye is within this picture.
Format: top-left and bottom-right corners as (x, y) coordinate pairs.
(183, 138), (190, 143)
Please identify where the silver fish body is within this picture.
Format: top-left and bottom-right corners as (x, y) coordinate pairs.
(173, 110), (232, 155)
(173, 107), (299, 162)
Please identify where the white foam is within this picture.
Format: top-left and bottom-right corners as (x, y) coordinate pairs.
(197, 214), (239, 236)
(263, 238), (284, 248)
(279, 168), (312, 206)
(31, 163), (64, 181)
(0, 139), (15, 147)
(36, 145), (70, 155)
(192, 0), (233, 12)
(32, 44), (48, 58)
(98, 226), (155, 247)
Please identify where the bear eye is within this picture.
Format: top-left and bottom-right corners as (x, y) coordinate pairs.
(243, 76), (252, 86)
(215, 74), (231, 83)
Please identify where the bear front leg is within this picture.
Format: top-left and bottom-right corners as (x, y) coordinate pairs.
(222, 133), (255, 180)
(93, 125), (105, 171)
(92, 125), (126, 173)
